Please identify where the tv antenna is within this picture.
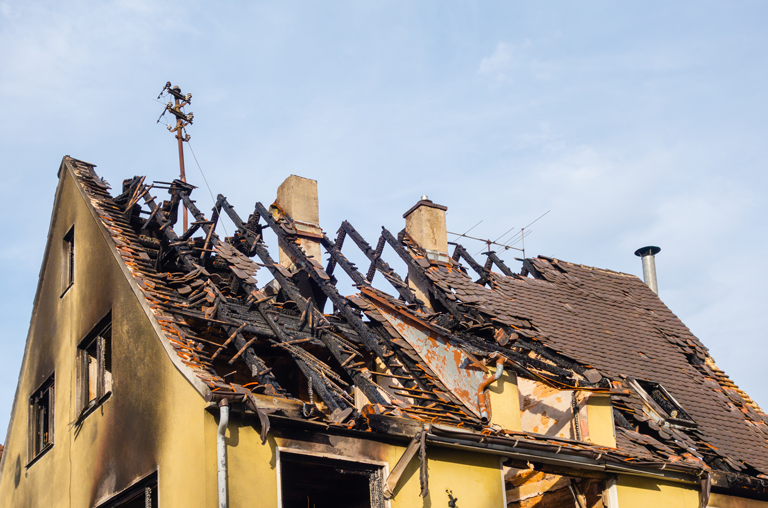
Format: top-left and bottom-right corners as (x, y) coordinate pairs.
(447, 210), (550, 259)
(156, 81), (194, 231)
(499, 210), (550, 258)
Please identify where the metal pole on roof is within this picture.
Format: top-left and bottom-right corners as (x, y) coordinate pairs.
(635, 246), (661, 295)
(174, 93), (188, 231)
(156, 81), (194, 232)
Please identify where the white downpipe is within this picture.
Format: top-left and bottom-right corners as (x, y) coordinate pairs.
(218, 399), (230, 508)
(604, 477), (620, 508)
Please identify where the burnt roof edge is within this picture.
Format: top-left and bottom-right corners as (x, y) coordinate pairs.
(209, 399), (716, 487)
(66, 158), (212, 400)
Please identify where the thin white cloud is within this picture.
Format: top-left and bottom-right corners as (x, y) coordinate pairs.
(477, 40), (531, 85)
(478, 42), (514, 81)
(477, 39), (557, 86)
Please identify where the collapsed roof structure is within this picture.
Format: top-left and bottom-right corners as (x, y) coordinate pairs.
(65, 155), (768, 505)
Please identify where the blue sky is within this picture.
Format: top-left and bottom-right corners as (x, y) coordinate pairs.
(1, 1), (767, 435)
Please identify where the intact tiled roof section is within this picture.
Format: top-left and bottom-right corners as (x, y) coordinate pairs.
(434, 255), (768, 474)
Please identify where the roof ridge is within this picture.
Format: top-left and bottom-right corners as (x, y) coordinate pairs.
(536, 255), (639, 279)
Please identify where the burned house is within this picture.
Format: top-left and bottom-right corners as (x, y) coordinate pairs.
(1, 155), (768, 507)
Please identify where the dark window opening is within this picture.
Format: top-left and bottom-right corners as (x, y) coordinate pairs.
(29, 375), (54, 463)
(280, 453), (384, 508)
(634, 379), (696, 426)
(62, 226), (74, 295)
(77, 315), (112, 417)
(96, 471), (158, 508)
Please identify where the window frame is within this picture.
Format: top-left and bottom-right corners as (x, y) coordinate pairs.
(276, 447), (389, 508)
(76, 313), (113, 421)
(28, 374), (55, 466)
(95, 470), (158, 508)
(629, 377), (696, 428)
(61, 226), (75, 296)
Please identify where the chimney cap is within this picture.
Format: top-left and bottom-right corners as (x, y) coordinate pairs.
(403, 198), (448, 219)
(634, 246), (661, 257)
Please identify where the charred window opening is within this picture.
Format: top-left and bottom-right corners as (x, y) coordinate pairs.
(62, 226), (74, 295)
(29, 375), (54, 463)
(280, 452), (384, 508)
(634, 379), (695, 426)
(96, 471), (158, 508)
(77, 315), (113, 417)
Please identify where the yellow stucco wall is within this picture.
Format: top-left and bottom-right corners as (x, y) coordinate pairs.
(199, 409), (505, 508)
(207, 413), (280, 508)
(202, 404), (507, 508)
(586, 394), (616, 448)
(386, 445), (503, 508)
(215, 421), (505, 508)
(616, 475), (699, 508)
(488, 368), (522, 432)
(0, 165), (209, 507)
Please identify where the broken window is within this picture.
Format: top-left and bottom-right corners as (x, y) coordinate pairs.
(62, 226), (74, 294)
(279, 452), (384, 508)
(631, 378), (696, 427)
(77, 315), (113, 416)
(96, 471), (158, 508)
(29, 375), (54, 462)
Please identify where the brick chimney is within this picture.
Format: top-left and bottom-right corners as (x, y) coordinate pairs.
(275, 175), (323, 271)
(403, 195), (448, 308)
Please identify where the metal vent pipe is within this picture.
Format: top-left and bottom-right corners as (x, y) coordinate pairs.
(634, 246), (661, 295)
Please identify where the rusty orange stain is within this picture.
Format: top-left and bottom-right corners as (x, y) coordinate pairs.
(367, 299), (486, 417)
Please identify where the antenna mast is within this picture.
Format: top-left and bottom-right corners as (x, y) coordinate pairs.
(156, 81), (194, 231)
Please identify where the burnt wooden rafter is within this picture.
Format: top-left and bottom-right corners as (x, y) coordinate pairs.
(207, 196), (394, 407)
(483, 251), (516, 277)
(337, 221), (422, 306)
(251, 205), (493, 419)
(380, 227), (465, 318)
(134, 183), (311, 402)
(250, 203), (462, 402)
(175, 190), (360, 411)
